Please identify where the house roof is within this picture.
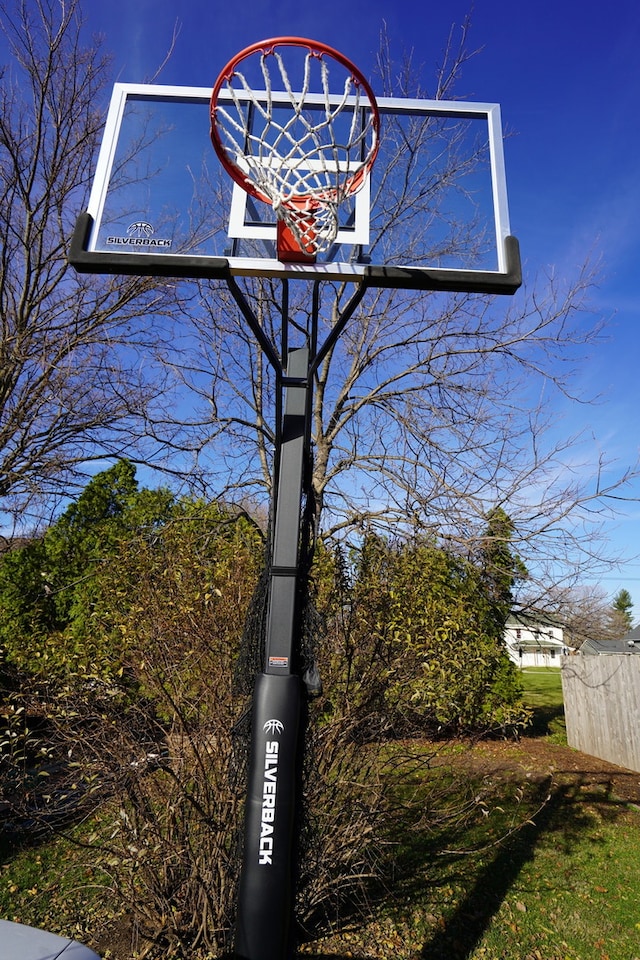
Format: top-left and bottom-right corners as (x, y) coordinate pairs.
(580, 636), (640, 655)
(506, 610), (564, 629)
(506, 636), (566, 651)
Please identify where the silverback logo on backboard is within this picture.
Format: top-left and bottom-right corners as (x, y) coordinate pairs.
(106, 221), (172, 248)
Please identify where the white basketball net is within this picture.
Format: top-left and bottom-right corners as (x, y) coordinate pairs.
(213, 48), (378, 256)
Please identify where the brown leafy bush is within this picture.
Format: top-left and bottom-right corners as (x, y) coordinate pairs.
(2, 497), (531, 957)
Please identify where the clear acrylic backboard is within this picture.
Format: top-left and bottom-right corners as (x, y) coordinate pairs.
(70, 82), (521, 293)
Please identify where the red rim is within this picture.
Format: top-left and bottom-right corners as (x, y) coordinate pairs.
(210, 36), (380, 206)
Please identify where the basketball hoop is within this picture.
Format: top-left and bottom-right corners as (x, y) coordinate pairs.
(210, 37), (380, 263)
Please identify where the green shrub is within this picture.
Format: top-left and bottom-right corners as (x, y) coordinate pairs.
(316, 534), (527, 737)
(0, 461), (175, 680)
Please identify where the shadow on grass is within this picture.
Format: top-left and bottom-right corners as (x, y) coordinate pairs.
(525, 701), (566, 737)
(412, 771), (610, 960)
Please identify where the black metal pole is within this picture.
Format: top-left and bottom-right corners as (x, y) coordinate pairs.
(235, 348), (310, 960)
(226, 281), (371, 960)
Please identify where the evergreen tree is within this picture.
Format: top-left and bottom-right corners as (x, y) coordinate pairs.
(478, 507), (528, 633)
(612, 588), (634, 632)
(0, 461), (174, 676)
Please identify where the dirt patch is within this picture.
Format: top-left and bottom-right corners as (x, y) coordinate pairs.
(461, 736), (640, 806)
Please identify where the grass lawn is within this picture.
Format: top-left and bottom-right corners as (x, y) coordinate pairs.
(303, 669), (640, 960)
(3, 669), (639, 960)
(520, 667), (567, 742)
(0, 818), (117, 949)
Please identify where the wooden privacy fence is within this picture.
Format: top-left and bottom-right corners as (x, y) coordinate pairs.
(561, 655), (640, 773)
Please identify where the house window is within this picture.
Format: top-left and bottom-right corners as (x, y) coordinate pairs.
(516, 629), (521, 639)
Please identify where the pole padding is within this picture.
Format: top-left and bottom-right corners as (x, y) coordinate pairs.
(235, 672), (302, 960)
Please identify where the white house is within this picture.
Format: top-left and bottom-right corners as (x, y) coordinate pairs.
(504, 612), (568, 668)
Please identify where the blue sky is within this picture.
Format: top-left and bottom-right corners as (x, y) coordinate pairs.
(76, 0), (640, 612)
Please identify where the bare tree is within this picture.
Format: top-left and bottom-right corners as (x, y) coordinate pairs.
(544, 584), (630, 648)
(158, 26), (637, 600)
(4, 2), (629, 599)
(0, 0), (177, 528)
